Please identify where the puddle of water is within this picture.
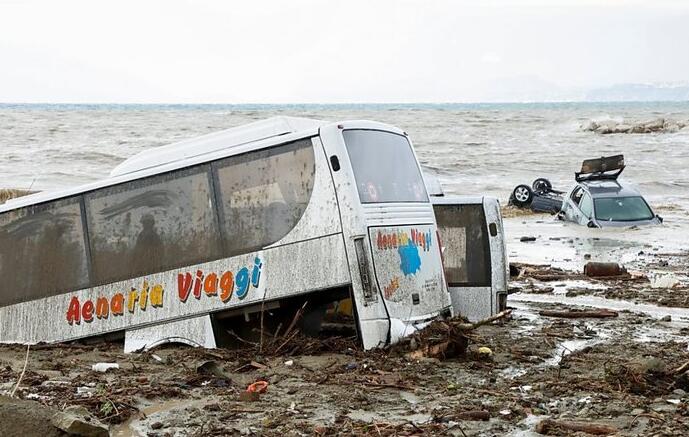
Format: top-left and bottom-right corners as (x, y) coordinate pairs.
(509, 293), (689, 322)
(508, 413), (547, 437)
(635, 325), (689, 343)
(504, 214), (689, 273)
(501, 366), (528, 379)
(544, 338), (602, 366)
(550, 280), (608, 295)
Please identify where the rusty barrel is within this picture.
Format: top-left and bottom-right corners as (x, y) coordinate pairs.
(584, 262), (627, 277)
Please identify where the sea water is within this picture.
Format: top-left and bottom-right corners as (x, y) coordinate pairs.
(1, 102), (688, 213)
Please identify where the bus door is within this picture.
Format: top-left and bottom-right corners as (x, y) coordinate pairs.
(432, 198), (497, 322)
(319, 122), (451, 349)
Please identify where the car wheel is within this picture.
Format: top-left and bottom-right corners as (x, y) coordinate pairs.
(512, 185), (534, 207)
(532, 178), (552, 194)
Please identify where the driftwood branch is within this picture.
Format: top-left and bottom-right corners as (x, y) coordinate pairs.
(456, 410), (490, 421)
(536, 419), (618, 435)
(283, 301), (308, 338)
(538, 309), (618, 319)
(11, 344), (30, 398)
(455, 309), (513, 330)
(674, 360), (689, 375)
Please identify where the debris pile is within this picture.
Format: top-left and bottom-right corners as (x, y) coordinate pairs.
(510, 262), (585, 282)
(394, 310), (512, 360)
(605, 357), (689, 396)
(0, 188), (33, 205)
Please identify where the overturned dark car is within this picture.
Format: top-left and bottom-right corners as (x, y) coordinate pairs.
(509, 155), (663, 228)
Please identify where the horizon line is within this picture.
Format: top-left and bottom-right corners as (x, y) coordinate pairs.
(1, 100), (688, 106)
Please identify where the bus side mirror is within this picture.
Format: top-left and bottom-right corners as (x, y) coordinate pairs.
(656, 214), (664, 223)
(587, 220), (598, 228)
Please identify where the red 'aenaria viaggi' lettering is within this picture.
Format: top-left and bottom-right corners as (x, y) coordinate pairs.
(65, 258), (263, 326)
(67, 281), (163, 325)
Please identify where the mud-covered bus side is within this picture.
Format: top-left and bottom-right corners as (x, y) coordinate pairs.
(0, 117), (452, 351)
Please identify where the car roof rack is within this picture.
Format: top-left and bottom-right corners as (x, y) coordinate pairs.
(575, 154), (625, 182)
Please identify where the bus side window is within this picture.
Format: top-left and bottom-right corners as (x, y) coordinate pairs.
(84, 165), (221, 285)
(214, 138), (315, 257)
(0, 198), (90, 307)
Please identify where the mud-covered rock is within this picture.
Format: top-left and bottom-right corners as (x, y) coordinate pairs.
(0, 395), (67, 437)
(51, 406), (109, 437)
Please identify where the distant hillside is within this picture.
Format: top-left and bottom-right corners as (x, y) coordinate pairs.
(585, 83), (689, 102)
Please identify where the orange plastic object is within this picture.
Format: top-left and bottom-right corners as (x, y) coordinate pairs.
(246, 380), (269, 393)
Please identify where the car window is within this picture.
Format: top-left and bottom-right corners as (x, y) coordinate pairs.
(570, 187), (584, 206)
(594, 197), (655, 222)
(580, 193), (593, 218)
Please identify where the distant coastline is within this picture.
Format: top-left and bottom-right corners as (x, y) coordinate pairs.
(1, 101), (689, 111)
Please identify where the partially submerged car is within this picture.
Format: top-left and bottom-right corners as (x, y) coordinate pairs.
(509, 178), (564, 213)
(510, 155), (662, 227)
(561, 156), (662, 228)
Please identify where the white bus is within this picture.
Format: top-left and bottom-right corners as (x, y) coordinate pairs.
(0, 117), (452, 351)
(425, 174), (508, 321)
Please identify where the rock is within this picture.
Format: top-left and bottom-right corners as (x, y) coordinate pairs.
(0, 396), (66, 437)
(151, 421), (164, 430)
(643, 118), (665, 131)
(673, 389), (686, 396)
(583, 117), (683, 135)
(520, 236), (537, 242)
(661, 315), (672, 322)
(51, 410), (109, 437)
(63, 405), (92, 417)
(196, 360), (225, 377)
(650, 403), (677, 413)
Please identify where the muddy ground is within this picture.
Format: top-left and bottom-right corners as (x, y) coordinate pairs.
(1, 210), (689, 436)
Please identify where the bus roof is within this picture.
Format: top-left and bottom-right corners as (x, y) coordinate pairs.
(1, 116), (326, 213)
(110, 116), (326, 177)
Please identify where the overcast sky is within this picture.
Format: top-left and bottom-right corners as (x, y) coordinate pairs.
(1, 0), (688, 103)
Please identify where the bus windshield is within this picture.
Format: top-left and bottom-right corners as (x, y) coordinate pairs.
(594, 196), (654, 222)
(343, 130), (428, 203)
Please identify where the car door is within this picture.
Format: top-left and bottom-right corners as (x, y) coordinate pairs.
(563, 186), (584, 223)
(578, 192), (594, 225)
